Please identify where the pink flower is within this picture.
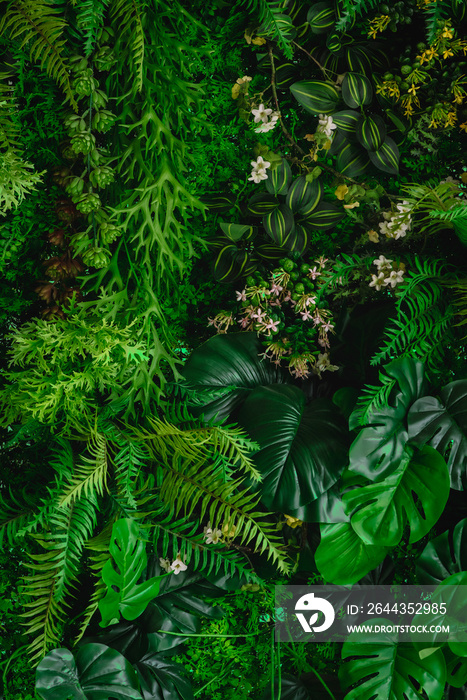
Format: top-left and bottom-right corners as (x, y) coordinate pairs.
(236, 290), (247, 302)
(321, 322), (334, 332)
(270, 282), (283, 296)
(315, 256), (328, 268)
(251, 308), (265, 321)
(238, 317), (250, 329)
(207, 317), (218, 329)
(313, 314), (322, 326)
(318, 337), (330, 348)
(283, 292), (292, 302)
(300, 309), (313, 321)
(305, 295), (317, 306)
(308, 267), (320, 280)
(265, 320), (279, 333)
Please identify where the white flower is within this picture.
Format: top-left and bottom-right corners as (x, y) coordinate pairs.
(369, 272), (386, 291)
(254, 113), (279, 133)
(203, 522), (222, 544)
(373, 255), (393, 271)
(236, 289), (247, 301)
(317, 114), (337, 138)
(383, 270), (405, 288)
(171, 554), (188, 575)
(251, 103), (273, 123)
(248, 155), (270, 184)
(159, 558), (172, 573)
(315, 353), (339, 373)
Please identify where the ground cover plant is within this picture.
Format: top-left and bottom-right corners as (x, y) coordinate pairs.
(0, 0), (467, 698)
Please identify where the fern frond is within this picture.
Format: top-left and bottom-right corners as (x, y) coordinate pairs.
(243, 0), (294, 58)
(429, 205), (467, 223)
(0, 0), (77, 111)
(335, 0), (380, 32)
(75, 0), (110, 56)
(157, 455), (290, 574)
(59, 432), (108, 508)
(0, 71), (21, 153)
(319, 253), (373, 293)
(151, 504), (260, 582)
(0, 488), (37, 547)
(351, 373), (398, 427)
(424, 0), (451, 44)
(110, 0), (146, 92)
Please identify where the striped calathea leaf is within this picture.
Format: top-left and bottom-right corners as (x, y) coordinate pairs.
(331, 109), (362, 141)
(285, 175), (323, 215)
(212, 245), (257, 283)
(263, 204), (295, 247)
(247, 192), (280, 216)
(336, 139), (370, 177)
(307, 1), (335, 34)
(368, 136), (400, 174)
(301, 201), (346, 230)
(265, 157), (293, 195)
(356, 114), (387, 151)
(219, 222), (254, 242)
(341, 71), (373, 108)
(290, 79), (340, 114)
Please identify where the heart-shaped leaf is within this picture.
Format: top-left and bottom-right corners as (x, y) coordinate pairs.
(99, 519), (165, 627)
(237, 385), (348, 511)
(343, 445), (450, 547)
(36, 644), (142, 700)
(408, 380), (467, 490)
(315, 522), (390, 584)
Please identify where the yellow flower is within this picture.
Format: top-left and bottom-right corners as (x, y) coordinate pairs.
(251, 36), (267, 45)
(222, 522), (236, 538)
(444, 111), (457, 127)
(284, 514), (303, 529)
(443, 48), (454, 59)
(419, 47), (438, 64)
(460, 122), (467, 132)
(368, 229), (379, 243)
(343, 201), (360, 209)
(408, 84), (420, 96)
(335, 184), (349, 200)
(231, 83), (241, 99)
(441, 26), (454, 39)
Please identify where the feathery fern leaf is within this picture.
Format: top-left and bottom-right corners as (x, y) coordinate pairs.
(0, 488), (37, 547)
(335, 0), (380, 32)
(243, 0), (294, 58)
(59, 432), (109, 508)
(156, 455), (290, 573)
(0, 71), (21, 153)
(352, 372), (398, 427)
(110, 0), (146, 92)
(0, 0), (77, 111)
(424, 0), (451, 44)
(75, 0), (110, 56)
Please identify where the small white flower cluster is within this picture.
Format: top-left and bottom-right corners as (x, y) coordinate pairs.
(369, 255), (405, 291)
(248, 155), (270, 184)
(378, 201), (412, 240)
(317, 114), (337, 139)
(251, 103), (280, 133)
(159, 553), (187, 575)
(203, 521), (222, 544)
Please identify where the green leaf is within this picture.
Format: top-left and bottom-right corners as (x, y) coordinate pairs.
(303, 201), (345, 230)
(408, 380), (467, 490)
(315, 522), (389, 584)
(237, 385), (348, 511)
(135, 652), (194, 700)
(285, 175), (322, 215)
(345, 46), (372, 75)
(307, 2), (335, 33)
(247, 192), (280, 217)
(332, 109), (362, 140)
(265, 158), (292, 195)
(336, 141), (370, 178)
(343, 445), (450, 547)
(256, 243), (285, 260)
(213, 246), (256, 284)
(416, 518), (467, 585)
(340, 629), (446, 700)
(348, 357), (427, 481)
(219, 223), (253, 242)
(368, 136), (400, 174)
(341, 72), (373, 108)
(356, 115), (387, 151)
(99, 519), (165, 627)
(36, 644), (142, 700)
(263, 204), (295, 246)
(181, 333), (287, 423)
(290, 80), (340, 115)
(280, 223), (310, 254)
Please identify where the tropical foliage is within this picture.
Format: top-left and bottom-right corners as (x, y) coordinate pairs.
(0, 0), (467, 698)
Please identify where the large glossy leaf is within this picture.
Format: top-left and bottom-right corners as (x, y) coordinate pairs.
(36, 644), (142, 700)
(181, 333), (286, 423)
(99, 519), (166, 627)
(303, 201), (345, 230)
(135, 652), (194, 700)
(340, 627), (446, 700)
(348, 358), (427, 481)
(287, 482), (347, 523)
(408, 380), (467, 490)
(331, 109), (362, 140)
(341, 72), (373, 108)
(416, 518), (467, 585)
(336, 141), (370, 178)
(285, 175), (322, 215)
(290, 80), (340, 115)
(356, 115), (387, 151)
(307, 2), (335, 34)
(315, 522), (389, 584)
(265, 158), (292, 195)
(263, 204), (295, 246)
(368, 136), (400, 174)
(237, 385), (348, 512)
(262, 672), (343, 700)
(343, 445), (450, 547)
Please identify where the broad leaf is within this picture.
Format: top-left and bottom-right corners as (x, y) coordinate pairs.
(416, 518), (467, 585)
(343, 445), (450, 547)
(238, 385), (348, 512)
(408, 380), (467, 490)
(135, 652), (194, 700)
(348, 358), (427, 481)
(219, 222), (253, 242)
(303, 201), (345, 230)
(290, 80), (340, 115)
(368, 136), (400, 174)
(99, 519), (165, 627)
(36, 644), (142, 700)
(181, 332), (286, 423)
(265, 158), (292, 195)
(340, 627), (446, 700)
(307, 2), (335, 34)
(356, 115), (387, 151)
(341, 72), (373, 108)
(332, 109), (362, 140)
(285, 175), (322, 215)
(315, 522), (389, 584)
(263, 204), (295, 246)
(336, 142), (370, 178)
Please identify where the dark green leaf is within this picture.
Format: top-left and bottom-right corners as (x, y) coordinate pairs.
(368, 136), (400, 174)
(286, 175), (322, 215)
(356, 115), (387, 151)
(290, 80), (340, 115)
(416, 518), (467, 585)
(265, 158), (292, 195)
(263, 204), (295, 246)
(336, 141), (370, 177)
(342, 72), (373, 108)
(247, 192), (280, 217)
(303, 201), (345, 230)
(332, 109), (362, 140)
(307, 2), (335, 33)
(219, 222), (253, 242)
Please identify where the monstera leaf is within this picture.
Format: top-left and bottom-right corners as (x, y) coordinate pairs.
(36, 644), (142, 700)
(315, 522), (390, 584)
(237, 385), (348, 512)
(348, 358), (427, 481)
(135, 652), (194, 700)
(99, 519), (166, 627)
(181, 333), (286, 423)
(408, 380), (467, 490)
(417, 518), (467, 585)
(343, 445), (450, 547)
(339, 626), (446, 700)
